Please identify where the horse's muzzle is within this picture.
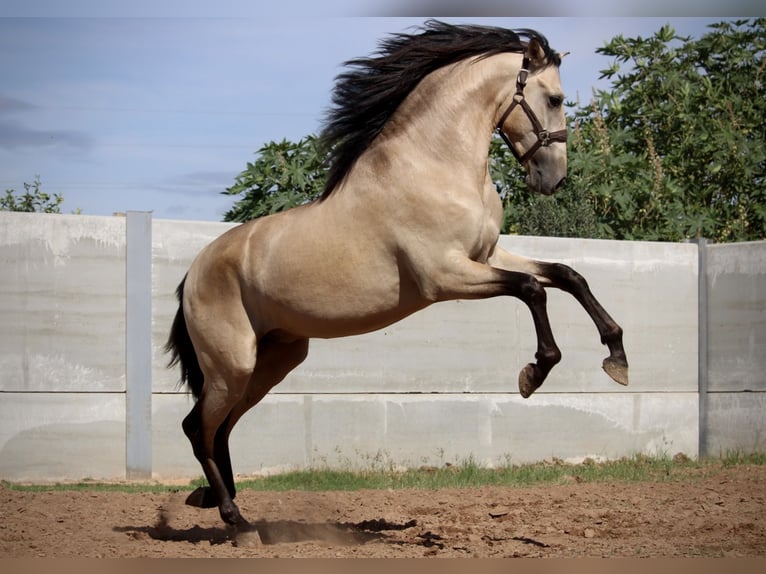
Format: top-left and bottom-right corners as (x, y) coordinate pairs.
(527, 173), (566, 196)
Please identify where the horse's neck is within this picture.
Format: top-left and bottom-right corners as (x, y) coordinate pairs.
(373, 52), (522, 178)
(320, 51), (524, 207)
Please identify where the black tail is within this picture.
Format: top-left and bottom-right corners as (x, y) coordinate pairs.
(165, 274), (204, 399)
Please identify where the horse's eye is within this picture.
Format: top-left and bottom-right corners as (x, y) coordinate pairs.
(548, 95), (563, 108)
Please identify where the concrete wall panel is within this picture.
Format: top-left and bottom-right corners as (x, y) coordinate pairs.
(706, 241), (766, 392)
(496, 236), (699, 394)
(0, 393), (125, 481)
(704, 393), (766, 455)
(146, 223), (698, 396)
(0, 213), (126, 393)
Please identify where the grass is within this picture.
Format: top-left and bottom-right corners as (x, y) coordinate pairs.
(3, 451), (764, 494)
(234, 451), (765, 491)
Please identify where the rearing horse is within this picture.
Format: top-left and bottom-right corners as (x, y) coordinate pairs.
(167, 21), (628, 528)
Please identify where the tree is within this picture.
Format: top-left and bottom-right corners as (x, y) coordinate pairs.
(222, 135), (326, 222)
(562, 18), (765, 242)
(1, 177), (64, 213)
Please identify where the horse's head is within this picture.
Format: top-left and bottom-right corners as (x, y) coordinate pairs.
(496, 38), (568, 196)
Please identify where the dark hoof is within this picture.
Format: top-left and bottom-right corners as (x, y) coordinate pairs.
(220, 502), (248, 528)
(603, 356), (629, 386)
(518, 363), (544, 398)
(185, 486), (218, 508)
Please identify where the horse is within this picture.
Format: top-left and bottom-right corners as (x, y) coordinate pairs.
(166, 20), (628, 528)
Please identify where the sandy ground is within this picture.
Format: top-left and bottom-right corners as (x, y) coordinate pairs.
(1, 464), (765, 558)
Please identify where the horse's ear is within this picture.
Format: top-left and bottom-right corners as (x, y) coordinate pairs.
(526, 37), (547, 70)
(559, 51), (571, 60)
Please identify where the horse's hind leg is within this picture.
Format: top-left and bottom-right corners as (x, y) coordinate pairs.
(183, 410), (237, 509)
(183, 371), (251, 526)
(184, 336), (309, 521)
(182, 403), (219, 508)
(215, 336), (310, 489)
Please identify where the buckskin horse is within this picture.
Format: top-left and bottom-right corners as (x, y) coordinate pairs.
(167, 21), (628, 528)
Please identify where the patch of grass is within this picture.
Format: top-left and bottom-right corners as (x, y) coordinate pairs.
(0, 480), (185, 495)
(3, 451), (763, 494)
(719, 449), (766, 467)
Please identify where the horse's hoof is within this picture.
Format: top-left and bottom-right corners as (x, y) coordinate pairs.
(220, 503), (249, 530)
(603, 356), (629, 386)
(518, 363), (543, 398)
(185, 486), (218, 508)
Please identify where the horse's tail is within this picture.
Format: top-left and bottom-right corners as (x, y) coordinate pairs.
(165, 274), (204, 400)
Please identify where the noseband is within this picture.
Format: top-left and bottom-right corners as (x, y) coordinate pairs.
(495, 56), (568, 165)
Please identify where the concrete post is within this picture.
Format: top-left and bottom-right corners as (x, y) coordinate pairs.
(695, 237), (709, 458)
(126, 211), (153, 479)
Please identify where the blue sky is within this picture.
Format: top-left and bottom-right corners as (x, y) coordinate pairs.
(0, 3), (752, 221)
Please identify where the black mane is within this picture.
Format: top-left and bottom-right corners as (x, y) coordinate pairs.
(319, 20), (560, 197)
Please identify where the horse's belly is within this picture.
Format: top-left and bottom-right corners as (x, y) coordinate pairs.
(254, 287), (427, 340)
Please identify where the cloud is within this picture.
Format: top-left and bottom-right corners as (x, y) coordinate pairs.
(0, 94), (37, 114)
(0, 94), (93, 150)
(0, 119), (94, 150)
(147, 170), (237, 197)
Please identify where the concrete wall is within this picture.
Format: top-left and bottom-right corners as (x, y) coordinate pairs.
(151, 233), (700, 479)
(0, 211), (760, 482)
(703, 241), (766, 455)
(0, 213), (127, 480)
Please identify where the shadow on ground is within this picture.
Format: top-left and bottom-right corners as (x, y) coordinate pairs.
(114, 512), (418, 547)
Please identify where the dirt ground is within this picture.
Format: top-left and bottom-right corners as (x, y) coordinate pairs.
(1, 464), (765, 558)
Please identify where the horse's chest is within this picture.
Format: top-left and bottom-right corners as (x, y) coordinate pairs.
(471, 186), (503, 262)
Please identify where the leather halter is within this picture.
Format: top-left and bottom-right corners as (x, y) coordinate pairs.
(495, 56), (568, 165)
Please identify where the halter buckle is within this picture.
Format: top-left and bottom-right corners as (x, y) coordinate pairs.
(516, 67), (529, 91)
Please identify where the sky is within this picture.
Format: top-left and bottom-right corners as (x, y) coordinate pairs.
(0, 2), (759, 221)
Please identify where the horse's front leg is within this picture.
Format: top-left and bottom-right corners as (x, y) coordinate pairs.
(509, 270), (563, 398)
(537, 260), (628, 386)
(429, 258), (562, 397)
(489, 247), (629, 387)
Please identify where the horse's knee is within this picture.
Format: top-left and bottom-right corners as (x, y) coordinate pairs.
(515, 274), (546, 307)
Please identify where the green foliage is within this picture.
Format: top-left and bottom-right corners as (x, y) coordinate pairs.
(1, 176), (63, 214)
(564, 18), (766, 242)
(222, 135), (326, 222)
(490, 139), (604, 238)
